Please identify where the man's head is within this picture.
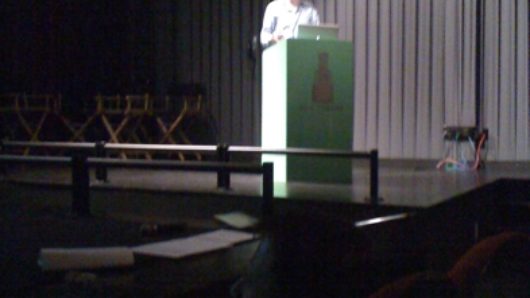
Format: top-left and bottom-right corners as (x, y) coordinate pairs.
(290, 0), (302, 6)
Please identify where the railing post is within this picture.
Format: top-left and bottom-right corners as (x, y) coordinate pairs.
(369, 149), (380, 206)
(71, 154), (91, 217)
(262, 162), (274, 219)
(216, 143), (231, 189)
(95, 141), (108, 182)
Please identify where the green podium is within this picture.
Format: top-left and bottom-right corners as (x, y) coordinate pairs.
(261, 39), (353, 184)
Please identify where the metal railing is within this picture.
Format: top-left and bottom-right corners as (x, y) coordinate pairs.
(0, 154), (273, 218)
(1, 140), (381, 205)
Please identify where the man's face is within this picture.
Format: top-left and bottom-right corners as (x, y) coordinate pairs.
(290, 0), (302, 6)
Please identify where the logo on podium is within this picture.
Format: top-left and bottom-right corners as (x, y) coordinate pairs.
(312, 52), (334, 104)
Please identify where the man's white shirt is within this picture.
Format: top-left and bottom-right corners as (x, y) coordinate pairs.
(260, 0), (320, 47)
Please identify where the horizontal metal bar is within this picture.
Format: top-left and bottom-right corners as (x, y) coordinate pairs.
(2, 141), (95, 150)
(0, 154), (71, 165)
(230, 146), (372, 159)
(0, 154), (265, 174)
(104, 143), (217, 154)
(2, 141), (218, 154)
(2, 141), (373, 160)
(87, 158), (265, 174)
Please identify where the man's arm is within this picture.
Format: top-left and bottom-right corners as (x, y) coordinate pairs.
(260, 3), (279, 47)
(310, 6), (320, 25)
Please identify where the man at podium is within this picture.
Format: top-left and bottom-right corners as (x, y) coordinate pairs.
(260, 0), (320, 48)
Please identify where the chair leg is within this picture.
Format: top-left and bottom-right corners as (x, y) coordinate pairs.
(70, 114), (97, 142)
(23, 113), (49, 155)
(101, 115), (128, 159)
(177, 129), (202, 160)
(156, 117), (185, 160)
(58, 115), (84, 141)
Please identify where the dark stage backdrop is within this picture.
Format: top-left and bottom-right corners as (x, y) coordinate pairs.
(153, 0), (269, 145)
(1, 1), (156, 113)
(1, 0), (268, 145)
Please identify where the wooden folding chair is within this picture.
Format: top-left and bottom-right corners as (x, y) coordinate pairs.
(154, 92), (203, 161)
(0, 93), (77, 154)
(71, 94), (154, 159)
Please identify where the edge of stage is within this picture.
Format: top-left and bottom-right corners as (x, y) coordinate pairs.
(3, 159), (530, 209)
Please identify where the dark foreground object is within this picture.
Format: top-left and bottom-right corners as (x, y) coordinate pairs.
(0, 175), (529, 297)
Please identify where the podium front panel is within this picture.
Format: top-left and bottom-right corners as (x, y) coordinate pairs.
(262, 39), (353, 184)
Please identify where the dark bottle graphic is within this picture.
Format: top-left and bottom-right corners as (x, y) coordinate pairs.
(312, 52), (334, 103)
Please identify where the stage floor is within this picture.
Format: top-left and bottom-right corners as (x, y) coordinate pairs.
(3, 160), (530, 208)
